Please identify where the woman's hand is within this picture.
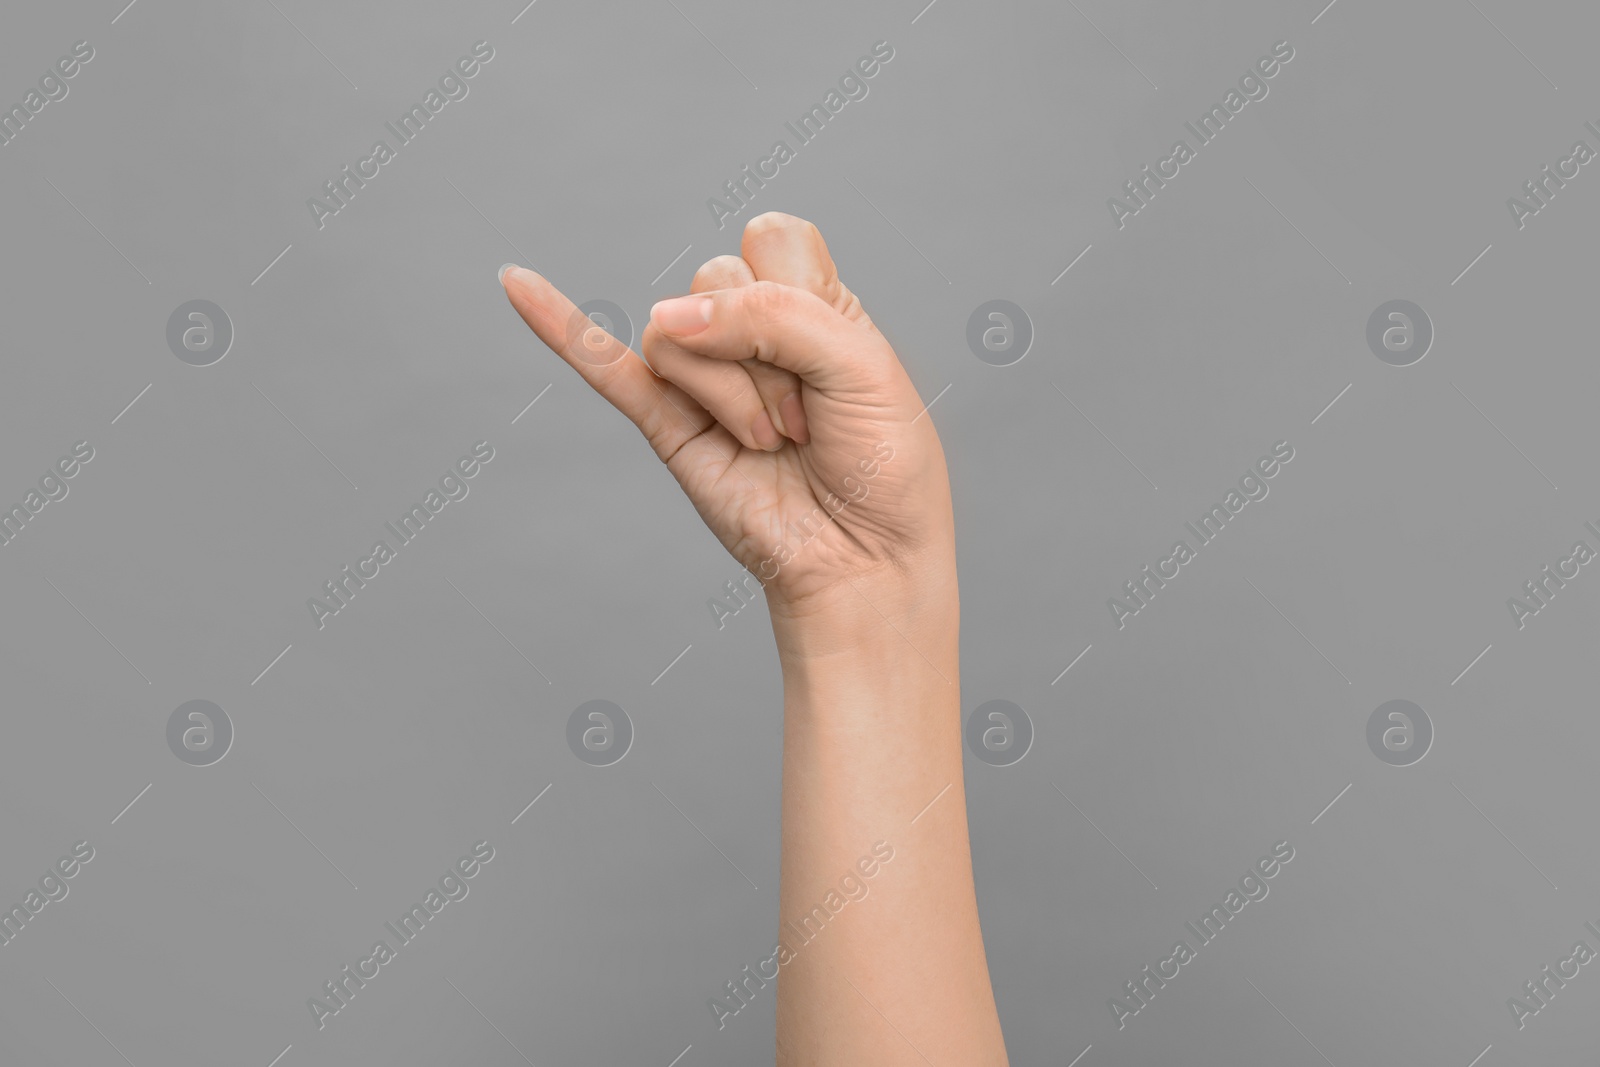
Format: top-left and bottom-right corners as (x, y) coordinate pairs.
(502, 211), (1005, 1066)
(499, 212), (954, 629)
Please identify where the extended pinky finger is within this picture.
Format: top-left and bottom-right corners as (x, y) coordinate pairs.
(499, 264), (715, 462)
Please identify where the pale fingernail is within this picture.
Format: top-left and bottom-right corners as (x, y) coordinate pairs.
(779, 392), (809, 445)
(651, 295), (713, 335)
(752, 409), (783, 452)
(498, 262), (520, 284)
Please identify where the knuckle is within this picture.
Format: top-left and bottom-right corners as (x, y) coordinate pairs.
(638, 323), (672, 369)
(745, 358), (796, 388)
(714, 379), (759, 414)
(693, 254), (750, 289)
(744, 211), (804, 238)
(742, 280), (794, 322)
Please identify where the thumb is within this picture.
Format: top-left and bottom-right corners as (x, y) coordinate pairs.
(649, 280), (893, 395)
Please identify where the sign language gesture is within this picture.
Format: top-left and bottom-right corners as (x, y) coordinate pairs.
(499, 212), (954, 624)
(501, 211), (1006, 1067)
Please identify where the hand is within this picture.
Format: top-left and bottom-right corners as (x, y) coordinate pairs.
(500, 213), (954, 625)
(505, 213), (1002, 1066)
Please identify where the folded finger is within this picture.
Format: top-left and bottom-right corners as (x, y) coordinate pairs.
(741, 211), (874, 330)
(691, 254), (756, 293)
(689, 255), (809, 444)
(649, 281), (895, 394)
(643, 325), (785, 452)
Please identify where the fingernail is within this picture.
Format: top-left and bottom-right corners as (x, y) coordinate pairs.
(498, 262), (521, 284)
(752, 409), (783, 452)
(651, 295), (713, 335)
(779, 391), (809, 445)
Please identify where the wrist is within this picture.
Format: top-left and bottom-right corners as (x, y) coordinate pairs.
(768, 553), (960, 687)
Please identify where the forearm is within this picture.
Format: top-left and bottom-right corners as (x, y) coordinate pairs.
(503, 213), (1006, 1062)
(770, 566), (1008, 1066)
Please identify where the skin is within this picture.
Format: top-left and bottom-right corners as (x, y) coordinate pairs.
(501, 212), (1008, 1066)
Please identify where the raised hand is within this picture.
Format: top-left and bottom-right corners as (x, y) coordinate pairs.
(502, 211), (1005, 1066)
(499, 212), (954, 622)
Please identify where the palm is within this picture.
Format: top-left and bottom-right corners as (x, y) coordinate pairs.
(665, 375), (928, 603)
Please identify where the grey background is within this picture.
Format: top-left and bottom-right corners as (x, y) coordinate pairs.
(0, 0), (1595, 1064)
